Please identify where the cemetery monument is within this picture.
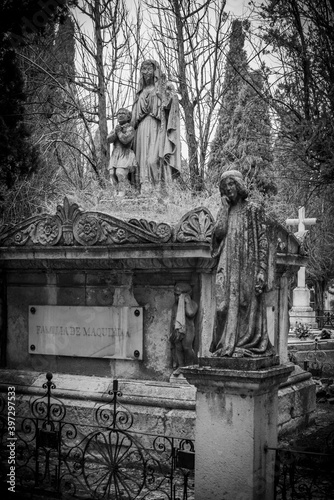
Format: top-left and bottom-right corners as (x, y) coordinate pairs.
(0, 58), (318, 500)
(286, 206), (317, 328)
(0, 185), (316, 500)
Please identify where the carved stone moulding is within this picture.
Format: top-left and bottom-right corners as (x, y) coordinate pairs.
(0, 256), (216, 271)
(0, 198), (215, 248)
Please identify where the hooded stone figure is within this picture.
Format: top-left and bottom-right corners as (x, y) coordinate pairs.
(131, 59), (181, 193)
(210, 170), (275, 358)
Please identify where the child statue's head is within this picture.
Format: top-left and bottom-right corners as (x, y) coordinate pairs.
(116, 108), (131, 125)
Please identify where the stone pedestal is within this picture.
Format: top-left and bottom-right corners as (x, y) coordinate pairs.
(288, 266), (317, 328)
(181, 360), (293, 500)
(289, 286), (317, 328)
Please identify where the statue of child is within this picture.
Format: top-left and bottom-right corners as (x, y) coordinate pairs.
(108, 108), (138, 196)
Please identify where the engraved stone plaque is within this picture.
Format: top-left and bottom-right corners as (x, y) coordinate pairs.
(28, 305), (143, 359)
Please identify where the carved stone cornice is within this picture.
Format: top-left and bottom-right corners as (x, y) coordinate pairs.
(0, 256), (217, 271)
(0, 198), (305, 272)
(0, 198), (173, 247)
(0, 198), (216, 248)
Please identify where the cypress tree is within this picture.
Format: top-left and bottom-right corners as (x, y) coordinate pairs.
(208, 20), (276, 197)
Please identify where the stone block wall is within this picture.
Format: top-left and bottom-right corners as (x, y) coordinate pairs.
(5, 267), (203, 381)
(278, 366), (316, 435)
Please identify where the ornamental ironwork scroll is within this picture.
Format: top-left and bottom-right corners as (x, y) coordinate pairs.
(270, 443), (334, 499)
(0, 373), (194, 499)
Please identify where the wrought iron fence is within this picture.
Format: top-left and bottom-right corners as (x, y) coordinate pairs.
(2, 372), (334, 499)
(269, 431), (334, 500)
(0, 374), (194, 499)
(316, 310), (334, 329)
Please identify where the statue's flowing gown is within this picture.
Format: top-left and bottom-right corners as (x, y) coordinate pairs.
(210, 200), (274, 357)
(132, 86), (180, 187)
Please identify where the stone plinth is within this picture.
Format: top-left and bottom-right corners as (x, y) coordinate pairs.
(289, 287), (317, 327)
(199, 355), (280, 370)
(181, 360), (294, 500)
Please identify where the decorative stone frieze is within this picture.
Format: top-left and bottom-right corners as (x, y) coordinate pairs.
(0, 199), (214, 247)
(0, 197), (174, 247)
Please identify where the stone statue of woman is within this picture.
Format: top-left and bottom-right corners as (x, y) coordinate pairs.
(131, 59), (181, 193)
(210, 170), (275, 358)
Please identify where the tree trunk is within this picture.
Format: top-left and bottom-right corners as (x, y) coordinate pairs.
(172, 0), (202, 191)
(93, 0), (109, 182)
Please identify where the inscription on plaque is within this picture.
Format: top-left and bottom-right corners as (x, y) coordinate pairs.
(28, 305), (143, 359)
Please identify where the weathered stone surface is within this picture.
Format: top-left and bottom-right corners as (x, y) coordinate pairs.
(210, 171), (276, 359)
(181, 362), (293, 500)
(174, 207), (214, 243)
(199, 355), (280, 370)
(278, 366), (316, 434)
(0, 198), (175, 247)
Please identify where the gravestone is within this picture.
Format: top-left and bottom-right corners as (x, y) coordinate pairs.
(286, 206), (317, 328)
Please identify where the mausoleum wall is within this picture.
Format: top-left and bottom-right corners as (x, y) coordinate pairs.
(0, 199), (306, 380)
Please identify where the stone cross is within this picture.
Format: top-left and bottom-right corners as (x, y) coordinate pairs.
(286, 207), (316, 289)
(286, 206), (317, 234)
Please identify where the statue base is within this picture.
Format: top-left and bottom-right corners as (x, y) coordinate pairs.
(199, 354), (280, 371)
(181, 362), (294, 500)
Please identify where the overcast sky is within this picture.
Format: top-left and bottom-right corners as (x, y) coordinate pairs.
(225, 0), (249, 16)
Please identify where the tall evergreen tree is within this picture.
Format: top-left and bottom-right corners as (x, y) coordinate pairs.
(251, 0), (334, 303)
(208, 20), (276, 196)
(208, 19), (249, 178)
(22, 14), (79, 183)
(253, 0), (334, 191)
(0, 0), (70, 217)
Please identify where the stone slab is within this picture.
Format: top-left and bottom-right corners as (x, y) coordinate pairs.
(198, 354), (280, 370)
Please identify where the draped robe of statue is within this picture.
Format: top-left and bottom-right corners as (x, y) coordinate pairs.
(210, 192), (275, 357)
(131, 60), (181, 190)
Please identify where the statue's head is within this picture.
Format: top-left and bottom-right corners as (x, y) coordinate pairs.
(219, 170), (248, 202)
(141, 60), (156, 72)
(174, 282), (192, 297)
(116, 108), (131, 124)
(138, 60), (161, 90)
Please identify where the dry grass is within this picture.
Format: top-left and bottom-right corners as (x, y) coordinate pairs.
(1, 175), (222, 227)
(1, 169), (292, 229)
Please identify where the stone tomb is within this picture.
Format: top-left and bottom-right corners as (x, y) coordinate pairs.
(0, 198), (315, 435)
(0, 198), (217, 379)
